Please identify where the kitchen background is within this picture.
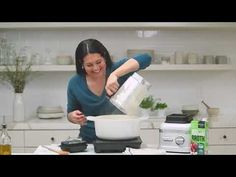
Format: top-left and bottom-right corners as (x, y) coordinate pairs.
(1, 27), (236, 122)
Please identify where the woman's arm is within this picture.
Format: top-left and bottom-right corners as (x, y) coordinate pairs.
(67, 110), (86, 125)
(105, 53), (151, 96)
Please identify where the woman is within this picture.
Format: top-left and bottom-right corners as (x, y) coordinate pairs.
(67, 39), (151, 143)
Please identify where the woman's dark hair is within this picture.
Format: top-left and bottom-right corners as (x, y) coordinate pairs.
(75, 39), (113, 75)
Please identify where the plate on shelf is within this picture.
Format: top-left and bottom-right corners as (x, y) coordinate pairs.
(37, 112), (64, 119)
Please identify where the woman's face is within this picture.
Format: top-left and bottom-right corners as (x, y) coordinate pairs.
(83, 53), (106, 78)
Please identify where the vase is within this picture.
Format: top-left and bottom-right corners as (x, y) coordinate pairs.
(13, 93), (25, 122)
(157, 109), (166, 118)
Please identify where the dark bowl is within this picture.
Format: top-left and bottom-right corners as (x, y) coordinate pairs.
(181, 110), (199, 117)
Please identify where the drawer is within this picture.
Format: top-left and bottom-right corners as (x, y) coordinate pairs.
(12, 148), (25, 153)
(25, 130), (79, 147)
(140, 129), (159, 147)
(208, 145), (236, 155)
(209, 128), (236, 145)
(8, 130), (24, 147)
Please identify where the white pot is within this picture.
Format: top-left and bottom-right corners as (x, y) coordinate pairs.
(87, 115), (147, 140)
(13, 93), (25, 122)
(157, 109), (166, 118)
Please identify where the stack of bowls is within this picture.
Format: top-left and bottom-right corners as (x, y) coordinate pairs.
(37, 106), (64, 119)
(181, 105), (199, 117)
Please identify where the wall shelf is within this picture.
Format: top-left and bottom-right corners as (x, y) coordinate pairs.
(1, 64), (235, 72)
(145, 64), (236, 71)
(1, 22), (236, 30)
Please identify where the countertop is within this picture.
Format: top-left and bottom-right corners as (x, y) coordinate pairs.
(31, 144), (168, 155)
(7, 117), (165, 130)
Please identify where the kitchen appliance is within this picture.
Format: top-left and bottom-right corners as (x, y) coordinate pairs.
(86, 115), (147, 140)
(87, 115), (145, 153)
(109, 72), (151, 115)
(60, 138), (88, 153)
(93, 137), (142, 153)
(159, 114), (193, 153)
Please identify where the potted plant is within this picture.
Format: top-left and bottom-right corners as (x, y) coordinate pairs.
(0, 56), (36, 122)
(139, 95), (155, 117)
(151, 102), (168, 118)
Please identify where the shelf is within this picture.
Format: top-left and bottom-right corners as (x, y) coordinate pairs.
(1, 22), (236, 30)
(32, 65), (75, 71)
(1, 64), (235, 72)
(144, 64), (236, 71)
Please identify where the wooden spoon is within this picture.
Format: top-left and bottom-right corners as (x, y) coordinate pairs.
(42, 145), (69, 155)
(201, 100), (211, 109)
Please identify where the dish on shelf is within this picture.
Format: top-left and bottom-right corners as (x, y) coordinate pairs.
(56, 55), (73, 65)
(37, 112), (64, 119)
(37, 106), (64, 114)
(127, 49), (155, 59)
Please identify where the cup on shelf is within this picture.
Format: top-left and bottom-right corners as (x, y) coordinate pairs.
(215, 55), (228, 64)
(161, 56), (170, 65)
(203, 55), (215, 64)
(56, 55), (73, 65)
(187, 53), (198, 64)
(174, 51), (184, 64)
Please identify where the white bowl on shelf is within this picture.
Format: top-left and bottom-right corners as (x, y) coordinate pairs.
(56, 55), (73, 65)
(37, 106), (64, 114)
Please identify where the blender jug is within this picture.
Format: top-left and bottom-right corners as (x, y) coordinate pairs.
(110, 72), (151, 115)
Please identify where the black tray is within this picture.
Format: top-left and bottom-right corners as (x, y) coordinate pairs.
(60, 139), (88, 153)
(165, 113), (193, 124)
(93, 137), (142, 153)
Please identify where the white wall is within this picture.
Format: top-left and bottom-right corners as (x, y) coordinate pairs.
(1, 29), (236, 121)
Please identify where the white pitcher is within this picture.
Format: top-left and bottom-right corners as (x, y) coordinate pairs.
(110, 72), (151, 115)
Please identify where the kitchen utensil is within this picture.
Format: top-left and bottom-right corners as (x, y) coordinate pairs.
(207, 108), (220, 117)
(109, 72), (151, 115)
(159, 122), (191, 153)
(215, 56), (228, 64)
(93, 137), (142, 153)
(86, 115), (148, 140)
(60, 138), (87, 153)
(37, 106), (64, 113)
(201, 101), (211, 109)
(56, 55), (73, 65)
(127, 49), (154, 60)
(181, 105), (199, 117)
(41, 145), (69, 155)
(201, 101), (220, 117)
(37, 112), (64, 119)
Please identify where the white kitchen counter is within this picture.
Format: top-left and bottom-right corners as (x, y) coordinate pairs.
(31, 144), (167, 155)
(6, 117), (165, 130)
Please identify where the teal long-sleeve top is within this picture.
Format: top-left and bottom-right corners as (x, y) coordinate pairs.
(67, 53), (151, 142)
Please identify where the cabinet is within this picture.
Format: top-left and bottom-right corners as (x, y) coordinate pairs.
(24, 130), (79, 153)
(8, 130), (25, 153)
(7, 118), (80, 153)
(139, 118), (165, 148)
(7, 118), (164, 153)
(208, 128), (236, 154)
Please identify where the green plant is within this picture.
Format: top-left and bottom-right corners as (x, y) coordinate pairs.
(0, 57), (36, 93)
(139, 95), (155, 109)
(151, 102), (168, 111)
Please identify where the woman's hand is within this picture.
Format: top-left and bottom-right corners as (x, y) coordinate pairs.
(68, 110), (86, 126)
(105, 73), (120, 96)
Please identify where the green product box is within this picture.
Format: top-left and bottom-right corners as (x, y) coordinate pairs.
(190, 120), (208, 155)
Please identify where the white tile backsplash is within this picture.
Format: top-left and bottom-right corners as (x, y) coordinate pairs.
(1, 29), (236, 121)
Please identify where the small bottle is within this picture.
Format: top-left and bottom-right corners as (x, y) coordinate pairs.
(0, 116), (12, 155)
